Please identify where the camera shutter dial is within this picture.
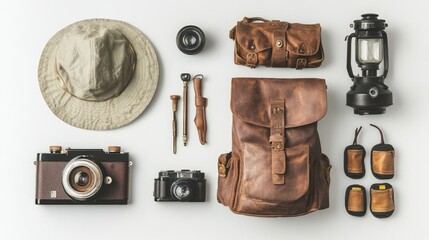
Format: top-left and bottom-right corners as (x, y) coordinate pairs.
(49, 146), (62, 153)
(108, 146), (121, 153)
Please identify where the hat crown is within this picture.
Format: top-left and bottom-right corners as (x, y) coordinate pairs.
(56, 24), (135, 101)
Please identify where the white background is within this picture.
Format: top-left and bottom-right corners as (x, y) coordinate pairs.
(0, 0), (427, 239)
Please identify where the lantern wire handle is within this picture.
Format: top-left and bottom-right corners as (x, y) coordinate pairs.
(346, 33), (357, 79)
(382, 31), (389, 79)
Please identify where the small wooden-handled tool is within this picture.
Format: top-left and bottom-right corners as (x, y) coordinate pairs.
(181, 73), (191, 146)
(170, 95), (180, 154)
(193, 74), (207, 144)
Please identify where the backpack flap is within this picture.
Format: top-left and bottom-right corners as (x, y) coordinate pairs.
(231, 78), (327, 129)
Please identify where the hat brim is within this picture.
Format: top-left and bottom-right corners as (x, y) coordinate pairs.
(38, 19), (159, 130)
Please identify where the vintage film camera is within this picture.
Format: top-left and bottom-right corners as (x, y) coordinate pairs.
(154, 170), (206, 202)
(35, 146), (131, 204)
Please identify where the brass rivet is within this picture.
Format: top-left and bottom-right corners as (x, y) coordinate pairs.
(276, 143), (282, 149)
(276, 40), (283, 48)
(273, 107), (283, 116)
(250, 45), (255, 50)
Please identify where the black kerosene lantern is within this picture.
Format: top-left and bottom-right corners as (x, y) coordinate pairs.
(346, 14), (392, 115)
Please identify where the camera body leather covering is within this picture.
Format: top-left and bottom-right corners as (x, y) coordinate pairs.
(217, 78), (331, 217)
(35, 148), (130, 204)
(230, 17), (324, 69)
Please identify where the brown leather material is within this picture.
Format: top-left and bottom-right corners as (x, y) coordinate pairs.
(371, 188), (395, 212)
(345, 185), (367, 216)
(231, 78), (327, 128)
(348, 189), (365, 212)
(246, 53), (258, 68)
(230, 17), (324, 69)
(372, 150), (395, 175)
(269, 99), (286, 184)
(217, 153), (240, 206)
(296, 58), (307, 69)
(347, 149), (364, 173)
(218, 153), (231, 178)
(271, 30), (287, 67)
(193, 76), (207, 145)
(217, 77), (330, 217)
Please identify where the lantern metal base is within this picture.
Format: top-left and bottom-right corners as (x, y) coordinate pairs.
(353, 108), (386, 115)
(346, 76), (392, 115)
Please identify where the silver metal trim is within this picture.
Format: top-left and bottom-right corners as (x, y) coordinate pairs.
(61, 156), (103, 201)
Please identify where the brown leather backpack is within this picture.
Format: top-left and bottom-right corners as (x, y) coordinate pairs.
(217, 77), (331, 217)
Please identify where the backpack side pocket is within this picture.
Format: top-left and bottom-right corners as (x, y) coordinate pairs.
(217, 153), (240, 208)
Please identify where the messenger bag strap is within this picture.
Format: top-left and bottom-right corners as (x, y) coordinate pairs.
(271, 30), (286, 67)
(269, 99), (286, 185)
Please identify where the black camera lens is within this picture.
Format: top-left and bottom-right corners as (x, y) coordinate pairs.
(176, 25), (205, 55)
(74, 171), (90, 187)
(171, 180), (193, 200)
(69, 166), (95, 192)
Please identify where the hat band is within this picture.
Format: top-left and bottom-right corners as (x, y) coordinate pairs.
(55, 41), (137, 102)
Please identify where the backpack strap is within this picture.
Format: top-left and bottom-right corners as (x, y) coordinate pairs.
(269, 99), (286, 185)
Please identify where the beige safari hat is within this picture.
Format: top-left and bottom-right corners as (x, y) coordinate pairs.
(38, 19), (159, 130)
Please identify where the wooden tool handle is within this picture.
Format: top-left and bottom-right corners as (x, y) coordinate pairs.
(170, 95), (180, 112)
(193, 75), (203, 98)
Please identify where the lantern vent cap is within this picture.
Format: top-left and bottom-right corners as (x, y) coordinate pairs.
(353, 13), (387, 31)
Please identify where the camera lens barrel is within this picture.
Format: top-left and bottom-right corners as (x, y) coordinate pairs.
(176, 25), (206, 55)
(62, 156), (103, 201)
(171, 180), (193, 201)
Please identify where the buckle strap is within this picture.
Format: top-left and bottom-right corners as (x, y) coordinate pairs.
(270, 99), (286, 185)
(272, 30), (286, 67)
(296, 58), (307, 69)
(246, 53), (258, 68)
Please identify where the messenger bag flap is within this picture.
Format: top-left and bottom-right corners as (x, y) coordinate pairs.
(231, 78), (327, 128)
(233, 21), (321, 56)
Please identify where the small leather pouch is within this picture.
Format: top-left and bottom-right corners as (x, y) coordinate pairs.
(344, 126), (365, 179)
(370, 124), (395, 179)
(345, 185), (367, 216)
(229, 17), (324, 69)
(370, 183), (395, 218)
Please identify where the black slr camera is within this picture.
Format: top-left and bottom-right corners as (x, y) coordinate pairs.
(35, 146), (131, 204)
(154, 170), (206, 202)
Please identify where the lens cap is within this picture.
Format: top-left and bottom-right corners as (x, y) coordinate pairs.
(176, 25), (205, 55)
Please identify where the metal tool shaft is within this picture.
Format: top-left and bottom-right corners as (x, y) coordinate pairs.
(170, 95), (180, 154)
(181, 73), (191, 146)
